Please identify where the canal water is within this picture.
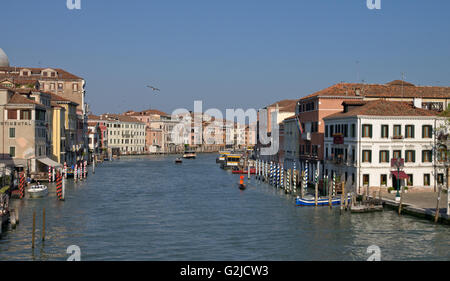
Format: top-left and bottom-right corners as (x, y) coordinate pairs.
(1, 154), (449, 261)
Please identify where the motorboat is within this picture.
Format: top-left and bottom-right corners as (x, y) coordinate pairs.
(183, 151), (196, 159)
(27, 184), (49, 198)
(295, 195), (350, 206)
(175, 158), (183, 164)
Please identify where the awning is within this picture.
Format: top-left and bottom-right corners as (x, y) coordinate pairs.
(391, 171), (408, 179)
(37, 157), (63, 168)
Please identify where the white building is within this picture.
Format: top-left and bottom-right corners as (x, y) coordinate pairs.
(323, 100), (447, 194)
(101, 114), (146, 155)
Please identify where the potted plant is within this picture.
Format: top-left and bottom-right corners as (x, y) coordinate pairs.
(387, 187), (394, 194)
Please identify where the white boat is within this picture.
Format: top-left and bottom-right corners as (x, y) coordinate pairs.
(27, 184), (49, 198)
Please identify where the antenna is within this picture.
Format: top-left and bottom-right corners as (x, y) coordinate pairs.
(401, 72), (405, 100)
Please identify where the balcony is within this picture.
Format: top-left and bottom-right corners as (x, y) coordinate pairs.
(392, 135), (404, 141)
(301, 132), (311, 141)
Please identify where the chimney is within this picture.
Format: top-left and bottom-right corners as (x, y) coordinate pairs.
(413, 98), (422, 108)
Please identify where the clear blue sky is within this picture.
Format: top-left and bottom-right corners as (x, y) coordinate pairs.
(2, 0), (450, 115)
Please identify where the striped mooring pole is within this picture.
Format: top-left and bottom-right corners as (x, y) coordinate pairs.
(332, 173), (336, 196)
(48, 166), (51, 182)
(19, 172), (25, 199)
(74, 164), (78, 182)
(52, 166), (55, 182)
(56, 171), (64, 201)
(293, 162), (297, 194)
(64, 162), (67, 179)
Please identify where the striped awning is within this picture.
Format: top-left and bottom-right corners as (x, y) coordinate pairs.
(391, 171), (408, 179)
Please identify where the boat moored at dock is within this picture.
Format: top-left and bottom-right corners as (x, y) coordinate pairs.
(220, 154), (242, 169)
(182, 151), (197, 159)
(27, 184), (49, 198)
(295, 195), (350, 206)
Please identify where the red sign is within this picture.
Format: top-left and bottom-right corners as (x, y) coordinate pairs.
(333, 135), (344, 144)
(391, 158), (404, 169)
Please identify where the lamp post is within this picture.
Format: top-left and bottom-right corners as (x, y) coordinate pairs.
(391, 158), (404, 202)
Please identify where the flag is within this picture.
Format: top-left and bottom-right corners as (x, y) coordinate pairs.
(295, 116), (303, 134)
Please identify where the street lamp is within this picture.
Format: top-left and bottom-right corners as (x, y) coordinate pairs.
(391, 158), (404, 202)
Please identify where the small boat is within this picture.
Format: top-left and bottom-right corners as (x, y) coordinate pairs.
(27, 184), (49, 198)
(232, 168), (256, 174)
(238, 184), (246, 190)
(183, 150), (196, 159)
(295, 195), (350, 206)
(175, 158), (183, 164)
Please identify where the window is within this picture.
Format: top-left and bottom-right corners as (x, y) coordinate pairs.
(437, 148), (448, 162)
(73, 83), (79, 91)
(344, 124), (348, 137)
(437, 174), (444, 185)
(381, 125), (389, 138)
(393, 150), (402, 160)
(325, 125), (328, 138)
(7, 109), (17, 120)
(405, 150), (416, 163)
(422, 150), (432, 163)
(50, 83), (55, 90)
(21, 110), (31, 120)
(393, 125), (402, 138)
(407, 174), (413, 186)
(380, 174), (387, 186)
(351, 124), (356, 138)
(362, 124), (372, 138)
(379, 150), (389, 163)
(330, 125), (334, 136)
(423, 174), (430, 186)
(9, 146), (15, 157)
(362, 150), (372, 163)
(363, 174), (370, 186)
(43, 72), (48, 77)
(405, 125), (415, 138)
(422, 125), (432, 138)
(9, 128), (15, 138)
(58, 83), (63, 90)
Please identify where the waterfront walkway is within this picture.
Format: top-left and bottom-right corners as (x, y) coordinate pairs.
(377, 190), (449, 224)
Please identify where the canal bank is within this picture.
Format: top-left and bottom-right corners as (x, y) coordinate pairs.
(1, 154), (449, 261)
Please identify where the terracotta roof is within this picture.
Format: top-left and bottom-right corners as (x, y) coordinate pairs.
(266, 99), (297, 112)
(88, 114), (101, 120)
(100, 114), (144, 123)
(0, 66), (83, 80)
(301, 81), (450, 100)
(324, 100), (439, 119)
(8, 93), (41, 106)
(123, 109), (169, 117)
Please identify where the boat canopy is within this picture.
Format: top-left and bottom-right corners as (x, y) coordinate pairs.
(37, 157), (63, 168)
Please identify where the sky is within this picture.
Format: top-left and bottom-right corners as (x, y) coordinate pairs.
(1, 0), (450, 115)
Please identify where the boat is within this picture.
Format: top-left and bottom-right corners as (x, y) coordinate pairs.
(175, 158), (183, 164)
(238, 184), (246, 190)
(216, 150), (231, 163)
(220, 154), (242, 169)
(232, 168), (256, 174)
(295, 195), (351, 206)
(183, 150), (196, 159)
(27, 184), (49, 198)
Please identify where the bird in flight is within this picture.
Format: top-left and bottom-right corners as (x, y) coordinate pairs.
(146, 85), (160, 92)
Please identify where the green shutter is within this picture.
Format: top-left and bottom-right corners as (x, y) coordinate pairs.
(412, 151), (416, 162)
(387, 151), (390, 163)
(379, 151), (382, 163)
(422, 125), (425, 138)
(369, 125), (373, 138)
(412, 126), (415, 138)
(369, 151), (372, 163)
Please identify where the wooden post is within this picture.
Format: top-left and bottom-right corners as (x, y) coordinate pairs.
(315, 182), (318, 206)
(434, 185), (442, 223)
(42, 208), (46, 241)
(328, 177), (332, 208)
(10, 209), (16, 228)
(398, 185), (405, 215)
(32, 211), (36, 248)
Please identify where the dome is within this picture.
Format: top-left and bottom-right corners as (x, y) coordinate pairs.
(0, 48), (10, 67)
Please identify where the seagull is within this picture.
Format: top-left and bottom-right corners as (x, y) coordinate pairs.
(146, 85), (160, 92)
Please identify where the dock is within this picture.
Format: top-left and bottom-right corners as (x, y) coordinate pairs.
(368, 191), (450, 224)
